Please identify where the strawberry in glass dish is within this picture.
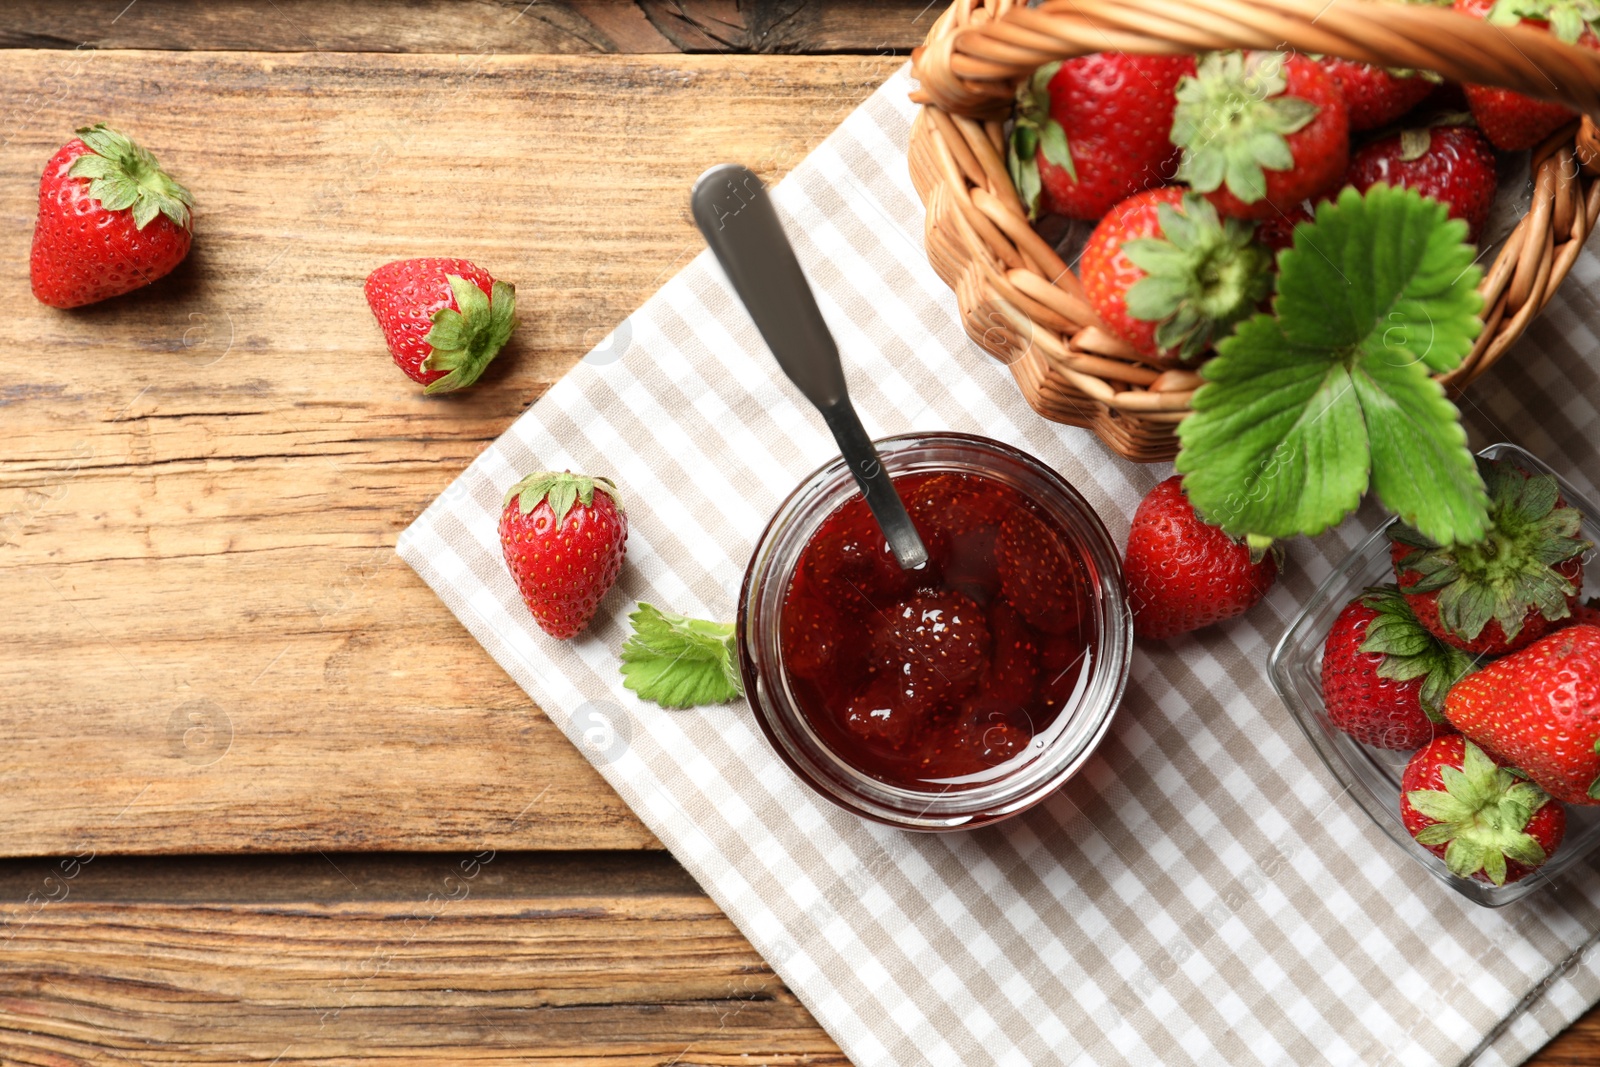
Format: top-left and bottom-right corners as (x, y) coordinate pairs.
(365, 257), (517, 393)
(1007, 52), (1194, 221)
(1401, 735), (1565, 885)
(1171, 50), (1349, 220)
(1345, 125), (1498, 242)
(1444, 625), (1600, 805)
(1320, 586), (1471, 750)
(1079, 188), (1272, 362)
(1122, 476), (1278, 640)
(30, 124), (194, 309)
(1316, 57), (1435, 132)
(1388, 456), (1590, 656)
(1453, 0), (1600, 149)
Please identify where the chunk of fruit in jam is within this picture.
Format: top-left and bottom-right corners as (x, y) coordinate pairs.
(781, 470), (1094, 790)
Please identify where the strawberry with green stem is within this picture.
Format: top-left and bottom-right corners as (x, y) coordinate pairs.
(1007, 53), (1194, 221)
(1454, 0), (1600, 150)
(1171, 51), (1349, 220)
(1444, 625), (1600, 804)
(31, 124), (194, 309)
(1079, 188), (1273, 361)
(365, 257), (517, 394)
(1346, 125), (1499, 242)
(1320, 586), (1471, 750)
(1401, 735), (1565, 885)
(1317, 57), (1436, 132)
(1389, 456), (1590, 655)
(499, 471), (627, 639)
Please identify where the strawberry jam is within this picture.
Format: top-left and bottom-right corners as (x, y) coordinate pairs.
(780, 470), (1094, 790)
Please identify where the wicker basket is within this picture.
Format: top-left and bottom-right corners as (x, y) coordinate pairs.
(908, 0), (1600, 462)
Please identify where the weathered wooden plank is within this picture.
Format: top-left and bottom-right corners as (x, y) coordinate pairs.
(0, 49), (902, 855)
(0, 851), (847, 1065)
(0, 0), (934, 54)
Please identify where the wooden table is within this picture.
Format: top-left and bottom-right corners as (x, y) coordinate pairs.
(0, 3), (1594, 1063)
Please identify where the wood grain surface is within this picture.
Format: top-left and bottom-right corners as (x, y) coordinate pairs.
(0, 0), (931, 54)
(0, 48), (899, 856)
(0, 851), (847, 1065)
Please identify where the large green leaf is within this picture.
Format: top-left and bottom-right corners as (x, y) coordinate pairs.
(1176, 185), (1487, 544)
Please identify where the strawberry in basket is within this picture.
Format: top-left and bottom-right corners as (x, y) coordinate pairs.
(1316, 57), (1435, 132)
(1007, 53), (1194, 220)
(1345, 125), (1499, 242)
(1170, 51), (1349, 220)
(1453, 0), (1600, 150)
(1079, 188), (1272, 362)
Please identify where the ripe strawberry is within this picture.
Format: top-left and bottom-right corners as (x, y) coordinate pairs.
(1172, 51), (1349, 220)
(1079, 188), (1272, 361)
(1007, 53), (1195, 221)
(1346, 126), (1498, 242)
(499, 471), (627, 639)
(1444, 625), (1600, 805)
(872, 591), (991, 707)
(1320, 587), (1470, 750)
(1256, 200), (1316, 253)
(1454, 0), (1600, 150)
(960, 600), (1041, 723)
(1123, 476), (1278, 640)
(365, 258), (517, 394)
(1400, 735), (1565, 885)
(30, 124), (194, 309)
(1316, 58), (1435, 131)
(1389, 457), (1590, 655)
(842, 677), (916, 749)
(995, 507), (1087, 635)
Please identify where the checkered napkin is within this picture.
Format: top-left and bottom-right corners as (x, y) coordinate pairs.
(397, 65), (1600, 1067)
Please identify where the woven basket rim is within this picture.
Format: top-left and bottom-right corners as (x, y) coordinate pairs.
(906, 0), (1600, 462)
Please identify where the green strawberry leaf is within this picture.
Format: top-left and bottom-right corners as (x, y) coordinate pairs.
(1488, 0), (1600, 44)
(67, 123), (193, 231)
(1176, 185), (1488, 544)
(619, 604), (742, 709)
(1006, 61), (1062, 218)
(421, 276), (518, 394)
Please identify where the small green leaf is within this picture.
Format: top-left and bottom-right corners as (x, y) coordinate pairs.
(619, 604), (742, 709)
(1406, 789), (1473, 823)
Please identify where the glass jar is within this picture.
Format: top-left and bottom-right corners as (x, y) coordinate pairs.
(738, 432), (1131, 830)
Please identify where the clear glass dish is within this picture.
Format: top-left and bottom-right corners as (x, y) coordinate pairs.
(1269, 442), (1600, 906)
(738, 432), (1132, 831)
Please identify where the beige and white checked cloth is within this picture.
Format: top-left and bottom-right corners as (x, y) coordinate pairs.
(396, 67), (1600, 1067)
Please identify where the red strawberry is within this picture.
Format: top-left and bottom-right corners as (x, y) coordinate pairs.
(995, 507), (1088, 635)
(499, 471), (627, 639)
(1008, 53), (1195, 221)
(1079, 188), (1272, 361)
(1346, 126), (1498, 242)
(1320, 587), (1470, 750)
(1316, 58), (1435, 132)
(1123, 476), (1278, 640)
(1453, 0), (1600, 150)
(960, 600), (1041, 723)
(365, 258), (517, 394)
(1172, 51), (1349, 220)
(780, 595), (852, 681)
(30, 124), (194, 309)
(1400, 735), (1565, 885)
(1444, 625), (1600, 805)
(1256, 200), (1316, 253)
(1389, 457), (1590, 655)
(872, 591), (991, 708)
(842, 677), (916, 750)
